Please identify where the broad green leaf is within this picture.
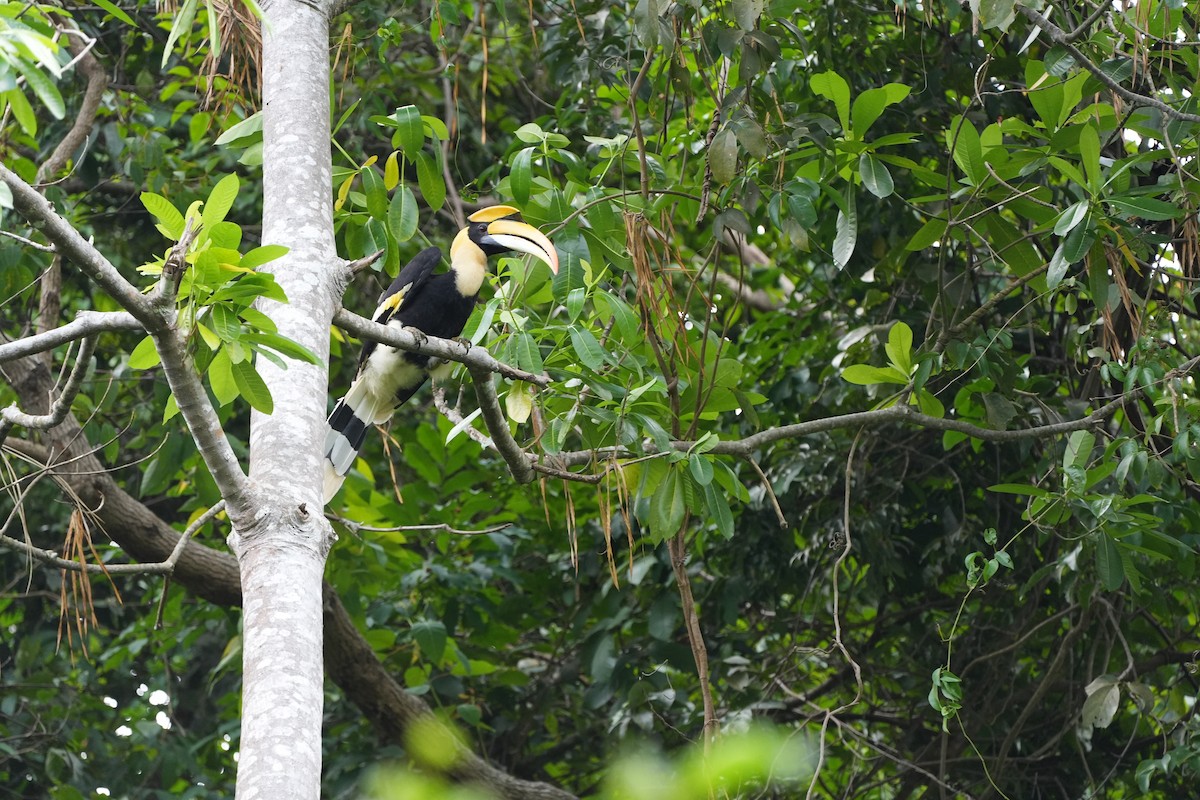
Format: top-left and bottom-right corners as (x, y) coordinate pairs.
(886, 321), (914, 373)
(243, 331), (321, 365)
(1046, 243), (1069, 289)
(203, 174), (240, 228)
(732, 0), (763, 30)
(988, 483), (1050, 496)
(851, 83), (909, 137)
(387, 185), (418, 243)
(362, 166), (387, 220)
(22, 64), (64, 120)
(514, 122), (546, 144)
(906, 217), (947, 251)
(140, 193), (186, 241)
(859, 153), (894, 198)
(210, 304), (242, 341)
(1054, 200), (1089, 236)
(1078, 124), (1100, 189)
(5, 88), (36, 136)
(972, 0), (1017, 31)
(128, 336), (161, 369)
(950, 116), (985, 185)
(505, 385), (532, 423)
(1095, 533), (1124, 591)
(162, 0), (200, 69)
(416, 152), (446, 212)
(833, 189), (857, 269)
(1061, 215), (1094, 263)
(709, 128), (738, 185)
(208, 348), (239, 406)
(514, 332), (544, 374)
(1065, 430), (1095, 470)
(688, 454), (714, 486)
(384, 151), (400, 191)
(569, 327), (607, 371)
(842, 364), (909, 385)
(240, 244), (289, 269)
(510, 147), (533, 206)
(1106, 196), (1184, 221)
(196, 323), (220, 350)
(393, 105), (424, 159)
(649, 466), (686, 542)
(411, 620), (448, 664)
(93, 0), (136, 25)
(215, 112), (263, 146)
(230, 359), (273, 414)
(810, 70), (851, 131)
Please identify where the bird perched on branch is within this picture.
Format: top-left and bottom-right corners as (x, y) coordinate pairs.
(323, 205), (559, 502)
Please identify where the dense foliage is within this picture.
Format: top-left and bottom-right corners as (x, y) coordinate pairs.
(4, 0), (1200, 797)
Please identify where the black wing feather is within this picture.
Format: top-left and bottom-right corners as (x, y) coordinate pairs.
(358, 246), (442, 367)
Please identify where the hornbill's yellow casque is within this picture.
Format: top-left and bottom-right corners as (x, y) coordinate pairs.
(322, 205), (559, 502)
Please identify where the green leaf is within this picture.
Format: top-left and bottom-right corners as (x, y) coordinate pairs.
(569, 327), (607, 371)
(851, 83), (909, 137)
(950, 116), (985, 185)
(411, 619), (448, 665)
(1046, 243), (1069, 290)
(842, 364), (909, 385)
(649, 466), (686, 542)
(140, 193), (186, 241)
(22, 64), (64, 120)
(886, 321), (914, 373)
(4, 88), (37, 136)
(416, 152), (446, 212)
(833, 189), (857, 269)
(973, 0), (1017, 31)
(203, 173), (240, 228)
(230, 359), (273, 414)
(810, 70), (851, 131)
(362, 166), (387, 220)
(92, 0), (137, 25)
(208, 348), (239, 406)
(514, 332), (544, 374)
(731, 0), (763, 30)
(393, 105), (424, 159)
(1095, 533), (1125, 591)
(128, 336), (161, 370)
(243, 331), (322, 365)
(1054, 200), (1089, 236)
(906, 217), (947, 251)
(688, 454), (714, 486)
(210, 304), (242, 341)
(1106, 196), (1184, 221)
(387, 185), (418, 243)
(162, 0), (200, 69)
(703, 482), (734, 538)
(1078, 124), (1100, 189)
(215, 112), (263, 146)
(859, 153), (894, 198)
(510, 147), (533, 206)
(709, 127), (738, 185)
(240, 244), (289, 269)
(384, 151), (400, 191)
(1065, 430), (1095, 471)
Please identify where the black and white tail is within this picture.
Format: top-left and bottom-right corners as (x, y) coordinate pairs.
(322, 378), (393, 502)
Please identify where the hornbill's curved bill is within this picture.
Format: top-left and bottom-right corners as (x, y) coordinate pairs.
(322, 205), (558, 503)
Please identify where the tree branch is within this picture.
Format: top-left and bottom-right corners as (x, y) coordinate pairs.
(0, 311), (142, 365)
(467, 366), (535, 483)
(36, 30), (108, 185)
(333, 308), (550, 385)
(153, 327), (254, 516)
(1019, 6), (1200, 124)
(0, 336), (96, 442)
(0, 164), (162, 329)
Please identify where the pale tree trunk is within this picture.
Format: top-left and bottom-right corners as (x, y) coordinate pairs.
(226, 0), (345, 797)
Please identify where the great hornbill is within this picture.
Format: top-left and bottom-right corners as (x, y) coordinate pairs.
(322, 205), (559, 502)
